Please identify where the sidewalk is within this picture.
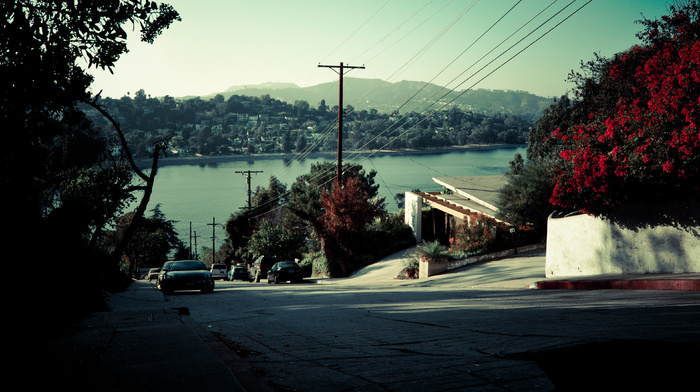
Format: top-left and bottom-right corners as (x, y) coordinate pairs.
(51, 280), (247, 392)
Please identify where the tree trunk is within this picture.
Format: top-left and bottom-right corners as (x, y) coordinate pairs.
(85, 99), (165, 271)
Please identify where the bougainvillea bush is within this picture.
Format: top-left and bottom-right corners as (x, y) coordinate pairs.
(450, 212), (497, 255)
(550, 2), (700, 215)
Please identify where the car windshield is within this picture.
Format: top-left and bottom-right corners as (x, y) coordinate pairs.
(170, 261), (207, 271)
(279, 262), (300, 268)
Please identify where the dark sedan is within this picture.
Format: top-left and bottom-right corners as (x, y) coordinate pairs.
(267, 261), (304, 284)
(157, 260), (214, 294)
(156, 261), (174, 287)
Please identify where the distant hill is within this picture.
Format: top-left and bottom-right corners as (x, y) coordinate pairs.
(193, 78), (552, 117)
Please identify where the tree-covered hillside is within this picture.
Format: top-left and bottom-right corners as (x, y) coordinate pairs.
(83, 87), (535, 159)
(203, 78), (551, 117)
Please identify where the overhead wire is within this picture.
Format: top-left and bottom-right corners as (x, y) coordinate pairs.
(319, 0), (393, 64)
(384, 0), (480, 84)
(355, 0), (593, 168)
(349, 0), (437, 65)
(406, 0), (563, 114)
(337, 1), (461, 110)
(237, 0), (592, 217)
(346, 0), (528, 159)
(345, 0), (571, 160)
(242, 0), (399, 190)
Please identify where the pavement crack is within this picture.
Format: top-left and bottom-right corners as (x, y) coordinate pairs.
(385, 347), (454, 357)
(369, 314), (451, 328)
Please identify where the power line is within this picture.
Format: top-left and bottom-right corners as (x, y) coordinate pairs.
(346, 0), (584, 164)
(358, 0), (593, 165)
(212, 1), (592, 219)
(320, 0), (391, 64)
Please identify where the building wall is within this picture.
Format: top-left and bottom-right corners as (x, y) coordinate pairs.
(546, 209), (700, 277)
(405, 193), (423, 243)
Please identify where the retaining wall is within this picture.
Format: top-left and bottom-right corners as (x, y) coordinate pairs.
(546, 207), (700, 277)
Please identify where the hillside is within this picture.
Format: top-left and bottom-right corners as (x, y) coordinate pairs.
(192, 78), (552, 117)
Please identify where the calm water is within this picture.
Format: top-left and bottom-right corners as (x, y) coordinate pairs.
(134, 146), (526, 249)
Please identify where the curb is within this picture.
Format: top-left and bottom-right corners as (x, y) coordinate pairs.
(535, 278), (700, 291)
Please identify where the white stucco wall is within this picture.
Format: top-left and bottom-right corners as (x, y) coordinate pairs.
(546, 210), (700, 277)
(405, 192), (423, 243)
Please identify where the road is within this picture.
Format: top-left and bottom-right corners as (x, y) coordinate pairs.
(162, 249), (700, 392)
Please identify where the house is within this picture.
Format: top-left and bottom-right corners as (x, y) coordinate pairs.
(404, 175), (508, 244)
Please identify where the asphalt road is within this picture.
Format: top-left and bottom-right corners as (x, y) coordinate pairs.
(162, 249), (700, 392)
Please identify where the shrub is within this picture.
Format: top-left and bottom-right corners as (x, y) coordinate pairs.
(417, 240), (450, 262)
(450, 213), (497, 255)
(550, 2), (700, 215)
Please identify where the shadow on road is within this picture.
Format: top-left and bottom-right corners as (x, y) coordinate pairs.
(505, 339), (698, 391)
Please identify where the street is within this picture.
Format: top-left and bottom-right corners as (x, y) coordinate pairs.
(160, 250), (700, 392)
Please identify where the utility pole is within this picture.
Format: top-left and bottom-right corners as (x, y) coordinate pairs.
(236, 170), (263, 211)
(318, 62), (364, 184)
(207, 217), (217, 264)
(193, 231), (199, 260)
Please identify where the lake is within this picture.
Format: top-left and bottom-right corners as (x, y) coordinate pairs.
(134, 146), (526, 251)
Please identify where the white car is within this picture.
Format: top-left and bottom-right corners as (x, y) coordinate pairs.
(210, 263), (227, 280)
(146, 268), (160, 281)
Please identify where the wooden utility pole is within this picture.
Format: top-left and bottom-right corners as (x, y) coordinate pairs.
(236, 170), (263, 211)
(318, 62), (364, 184)
(193, 231), (199, 260)
(207, 217), (217, 264)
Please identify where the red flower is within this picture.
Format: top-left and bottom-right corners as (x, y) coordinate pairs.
(663, 160), (675, 173)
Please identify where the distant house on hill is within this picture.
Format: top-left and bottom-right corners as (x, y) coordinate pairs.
(404, 176), (508, 244)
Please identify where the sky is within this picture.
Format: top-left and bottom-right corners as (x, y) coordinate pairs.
(87, 0), (673, 100)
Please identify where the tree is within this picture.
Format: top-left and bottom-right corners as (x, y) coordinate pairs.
(286, 161), (386, 277)
(550, 1), (700, 215)
(496, 157), (556, 237)
(2, 1), (180, 317)
(287, 161), (383, 229)
(526, 95), (571, 161)
(224, 176), (296, 262)
(295, 134), (308, 152)
(115, 204), (184, 278)
(319, 177), (383, 277)
(247, 220), (304, 261)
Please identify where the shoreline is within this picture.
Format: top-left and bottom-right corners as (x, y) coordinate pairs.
(138, 144), (524, 169)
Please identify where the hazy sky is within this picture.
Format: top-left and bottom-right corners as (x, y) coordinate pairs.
(87, 0), (672, 100)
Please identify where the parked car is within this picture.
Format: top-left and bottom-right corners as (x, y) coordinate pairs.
(228, 264), (249, 281)
(157, 260), (214, 294)
(157, 261), (174, 288)
(249, 255), (278, 282)
(210, 263), (227, 280)
(267, 261), (304, 284)
(147, 268), (161, 281)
